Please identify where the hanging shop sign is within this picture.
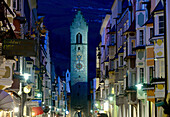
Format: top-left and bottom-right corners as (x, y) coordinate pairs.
(2, 39), (36, 57)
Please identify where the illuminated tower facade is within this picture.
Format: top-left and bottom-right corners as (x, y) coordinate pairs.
(70, 10), (88, 117)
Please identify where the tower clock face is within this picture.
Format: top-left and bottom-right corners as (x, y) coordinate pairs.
(76, 63), (82, 69)
(74, 61), (84, 71)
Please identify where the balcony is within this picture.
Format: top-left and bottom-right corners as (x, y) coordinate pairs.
(127, 92), (137, 105)
(151, 77), (165, 99)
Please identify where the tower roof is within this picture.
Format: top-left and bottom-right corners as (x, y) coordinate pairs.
(70, 10), (88, 29)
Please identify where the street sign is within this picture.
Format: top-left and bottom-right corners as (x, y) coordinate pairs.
(2, 39), (36, 57)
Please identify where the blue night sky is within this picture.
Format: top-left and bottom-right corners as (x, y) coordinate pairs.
(37, 0), (114, 79)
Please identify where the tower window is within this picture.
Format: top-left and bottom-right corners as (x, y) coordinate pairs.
(76, 33), (82, 44)
(78, 47), (80, 50)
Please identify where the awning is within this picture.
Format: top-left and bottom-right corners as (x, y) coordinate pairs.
(32, 107), (44, 116)
(0, 90), (14, 111)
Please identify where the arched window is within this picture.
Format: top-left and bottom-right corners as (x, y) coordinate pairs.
(76, 33), (82, 44)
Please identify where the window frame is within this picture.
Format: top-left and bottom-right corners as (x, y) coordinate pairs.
(139, 30), (144, 45)
(139, 68), (144, 83)
(159, 16), (164, 34)
(119, 56), (123, 66)
(149, 67), (154, 82)
(76, 33), (82, 44)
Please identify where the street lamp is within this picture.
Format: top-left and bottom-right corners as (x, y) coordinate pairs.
(22, 73), (31, 81)
(37, 93), (41, 98)
(14, 107), (19, 113)
(95, 103), (98, 107)
(135, 84), (143, 90)
(32, 111), (35, 117)
(66, 110), (69, 115)
(109, 96), (113, 101)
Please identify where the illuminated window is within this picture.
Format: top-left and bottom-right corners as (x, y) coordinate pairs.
(76, 33), (82, 44)
(149, 67), (153, 82)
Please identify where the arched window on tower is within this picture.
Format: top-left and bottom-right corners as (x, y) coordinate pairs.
(76, 33), (82, 44)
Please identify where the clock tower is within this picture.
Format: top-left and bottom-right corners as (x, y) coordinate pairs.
(70, 10), (88, 117)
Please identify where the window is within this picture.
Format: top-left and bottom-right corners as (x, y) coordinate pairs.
(111, 87), (114, 94)
(131, 73), (136, 86)
(159, 16), (164, 34)
(52, 92), (55, 100)
(140, 68), (144, 83)
(160, 60), (165, 78)
(111, 34), (115, 45)
(120, 84), (124, 94)
(139, 30), (143, 45)
(78, 47), (80, 50)
(110, 59), (114, 70)
(150, 28), (154, 38)
(124, 23), (126, 32)
(76, 33), (82, 44)
(120, 56), (123, 66)
(7, 0), (11, 6)
(17, 0), (20, 11)
(13, 0), (16, 9)
(131, 42), (134, 54)
(106, 89), (108, 96)
(150, 28), (154, 44)
(105, 66), (108, 77)
(120, 29), (123, 45)
(138, 0), (144, 10)
(149, 67), (153, 82)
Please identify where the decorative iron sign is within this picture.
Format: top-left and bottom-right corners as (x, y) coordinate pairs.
(2, 39), (36, 57)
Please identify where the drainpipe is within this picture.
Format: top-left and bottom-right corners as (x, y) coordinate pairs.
(163, 0), (167, 100)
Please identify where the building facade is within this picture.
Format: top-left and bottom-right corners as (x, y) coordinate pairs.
(94, 0), (170, 117)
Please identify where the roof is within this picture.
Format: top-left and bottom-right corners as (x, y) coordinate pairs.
(104, 57), (109, 63)
(96, 87), (100, 92)
(107, 25), (116, 34)
(125, 20), (136, 33)
(100, 80), (104, 84)
(143, 16), (154, 26)
(118, 46), (124, 53)
(114, 53), (118, 59)
(132, 45), (145, 50)
(25, 57), (33, 61)
(152, 1), (164, 13)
